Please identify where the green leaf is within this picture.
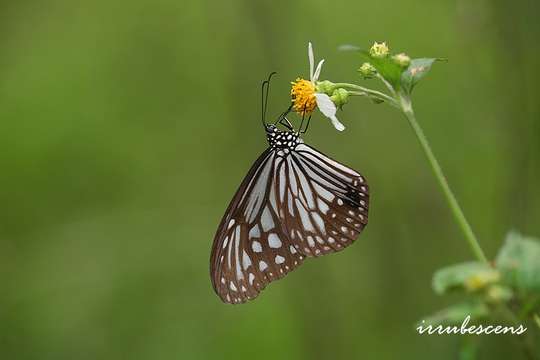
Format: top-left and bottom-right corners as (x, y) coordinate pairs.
(401, 58), (439, 94)
(432, 262), (500, 295)
(496, 231), (540, 293)
(359, 51), (404, 90)
(419, 301), (489, 327)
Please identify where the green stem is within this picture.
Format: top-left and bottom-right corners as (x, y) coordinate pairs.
(348, 91), (400, 109)
(333, 83), (398, 107)
(398, 93), (488, 263)
(375, 73), (397, 97)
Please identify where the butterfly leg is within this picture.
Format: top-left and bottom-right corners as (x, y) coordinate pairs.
(274, 104), (294, 129)
(300, 114), (312, 134)
(279, 116), (294, 131)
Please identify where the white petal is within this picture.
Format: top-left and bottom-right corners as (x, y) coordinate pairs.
(330, 115), (345, 131)
(308, 42), (314, 81)
(315, 93), (345, 131)
(313, 59), (325, 82)
(315, 93), (337, 117)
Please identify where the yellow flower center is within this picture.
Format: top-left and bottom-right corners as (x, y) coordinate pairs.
(290, 78), (317, 115)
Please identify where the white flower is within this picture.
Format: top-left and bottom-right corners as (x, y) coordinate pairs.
(291, 42), (345, 131)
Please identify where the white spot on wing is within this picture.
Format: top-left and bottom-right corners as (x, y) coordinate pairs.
(259, 261), (268, 271)
(261, 207), (274, 232)
(252, 241), (262, 253)
(295, 198), (315, 231)
(227, 219), (235, 230)
(279, 165), (286, 202)
(242, 250), (252, 269)
(268, 233), (282, 248)
(249, 224), (260, 238)
(248, 273), (255, 285)
(313, 182), (335, 202)
(317, 198), (329, 214)
(234, 226), (243, 279)
(275, 255), (285, 264)
(311, 212), (326, 234)
(244, 157), (273, 223)
(230, 282), (237, 291)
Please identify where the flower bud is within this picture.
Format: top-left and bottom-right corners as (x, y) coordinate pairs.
(392, 53), (411, 68)
(464, 269), (500, 292)
(358, 62), (376, 79)
(369, 41), (389, 58)
(315, 80), (336, 95)
(330, 88), (349, 108)
(485, 285), (513, 304)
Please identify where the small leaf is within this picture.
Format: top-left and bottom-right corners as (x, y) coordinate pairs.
(359, 51), (405, 89)
(432, 262), (500, 295)
(534, 313), (540, 329)
(419, 301), (489, 328)
(401, 58), (440, 94)
(496, 231), (540, 293)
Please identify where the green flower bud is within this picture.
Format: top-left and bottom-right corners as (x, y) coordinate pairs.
(464, 269), (500, 292)
(369, 41), (389, 58)
(392, 53), (411, 68)
(358, 62), (377, 79)
(330, 88), (349, 108)
(485, 285), (513, 304)
(315, 80), (336, 95)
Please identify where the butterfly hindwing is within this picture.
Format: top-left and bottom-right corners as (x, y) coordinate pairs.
(278, 143), (369, 257)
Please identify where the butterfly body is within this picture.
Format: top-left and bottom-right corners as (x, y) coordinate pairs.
(210, 119), (369, 304)
(266, 124), (301, 153)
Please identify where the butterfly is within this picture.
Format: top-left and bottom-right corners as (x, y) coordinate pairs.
(210, 75), (369, 304)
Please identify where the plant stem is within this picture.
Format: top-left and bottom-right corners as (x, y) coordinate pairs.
(398, 93), (488, 263)
(348, 91), (400, 109)
(333, 83), (398, 107)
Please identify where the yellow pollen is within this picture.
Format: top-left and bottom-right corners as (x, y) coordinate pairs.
(290, 78), (317, 115)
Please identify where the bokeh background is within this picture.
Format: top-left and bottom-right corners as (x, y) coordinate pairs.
(1, 0), (539, 359)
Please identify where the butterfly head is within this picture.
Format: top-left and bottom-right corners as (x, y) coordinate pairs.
(265, 124), (301, 151)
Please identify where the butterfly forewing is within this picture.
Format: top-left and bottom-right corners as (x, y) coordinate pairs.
(210, 125), (369, 304)
(210, 149), (305, 304)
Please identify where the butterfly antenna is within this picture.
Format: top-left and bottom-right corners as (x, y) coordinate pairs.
(261, 72), (277, 127)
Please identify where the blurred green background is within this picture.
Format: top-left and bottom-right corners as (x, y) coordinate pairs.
(1, 0), (539, 359)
